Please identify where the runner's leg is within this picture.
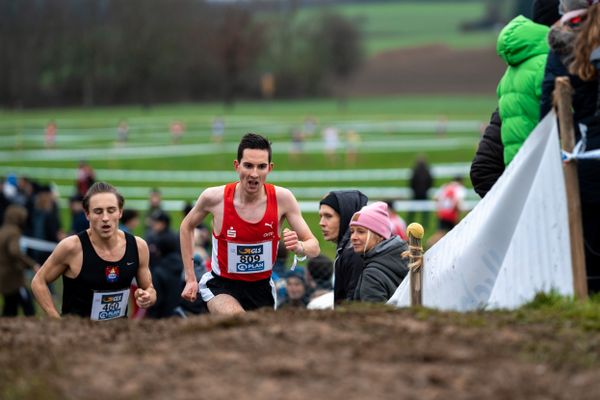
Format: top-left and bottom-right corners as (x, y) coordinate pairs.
(207, 294), (245, 315)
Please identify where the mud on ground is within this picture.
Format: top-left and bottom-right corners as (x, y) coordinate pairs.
(2, 305), (600, 400)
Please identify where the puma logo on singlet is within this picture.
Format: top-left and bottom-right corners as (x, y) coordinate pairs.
(264, 222), (273, 229)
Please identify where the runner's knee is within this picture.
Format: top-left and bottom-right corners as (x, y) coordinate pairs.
(207, 294), (245, 315)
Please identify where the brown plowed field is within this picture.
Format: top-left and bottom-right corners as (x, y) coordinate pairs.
(336, 45), (506, 96)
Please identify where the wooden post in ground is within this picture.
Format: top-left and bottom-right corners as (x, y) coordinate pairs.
(406, 223), (425, 306)
(553, 77), (588, 299)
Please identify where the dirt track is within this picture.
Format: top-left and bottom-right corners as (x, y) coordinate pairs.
(2, 306), (600, 400)
(336, 45), (505, 96)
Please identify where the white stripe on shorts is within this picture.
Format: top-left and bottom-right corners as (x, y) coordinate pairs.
(199, 271), (216, 302)
(270, 278), (277, 310)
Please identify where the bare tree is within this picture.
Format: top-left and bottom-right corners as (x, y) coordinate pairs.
(314, 12), (364, 105)
(208, 5), (266, 106)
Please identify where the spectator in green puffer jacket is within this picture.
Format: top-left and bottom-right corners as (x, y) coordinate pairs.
(496, 13), (553, 165)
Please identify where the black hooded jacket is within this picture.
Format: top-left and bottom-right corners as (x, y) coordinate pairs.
(470, 109), (504, 198)
(147, 234), (184, 319)
(328, 190), (368, 304)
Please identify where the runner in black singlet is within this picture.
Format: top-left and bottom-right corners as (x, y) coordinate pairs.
(32, 182), (156, 320)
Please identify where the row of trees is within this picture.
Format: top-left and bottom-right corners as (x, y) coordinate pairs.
(0, 0), (364, 108)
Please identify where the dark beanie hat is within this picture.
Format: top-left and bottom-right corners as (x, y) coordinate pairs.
(319, 192), (340, 214)
(533, 0), (561, 26)
(285, 268), (306, 283)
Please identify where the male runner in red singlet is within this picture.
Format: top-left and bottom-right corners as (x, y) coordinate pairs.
(32, 182), (156, 320)
(180, 133), (320, 314)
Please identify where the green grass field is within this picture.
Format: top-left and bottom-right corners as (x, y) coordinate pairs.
(296, 1), (498, 55)
(1, 94), (495, 258)
(0, 95), (495, 170)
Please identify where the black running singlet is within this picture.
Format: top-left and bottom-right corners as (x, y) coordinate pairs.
(62, 231), (139, 319)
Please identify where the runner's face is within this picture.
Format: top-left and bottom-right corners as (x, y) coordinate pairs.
(234, 149), (272, 194)
(318, 204), (340, 242)
(350, 226), (379, 253)
(85, 193), (123, 239)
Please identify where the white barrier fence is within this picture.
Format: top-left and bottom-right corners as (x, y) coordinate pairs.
(0, 163), (471, 182)
(389, 112), (574, 311)
(21, 236), (57, 253)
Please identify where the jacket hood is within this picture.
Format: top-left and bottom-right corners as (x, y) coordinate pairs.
(3, 205), (28, 229)
(497, 15), (550, 67)
(363, 236), (408, 277)
(329, 190), (368, 248)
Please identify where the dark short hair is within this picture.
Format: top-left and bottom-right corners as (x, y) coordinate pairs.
(157, 232), (179, 256)
(83, 182), (124, 212)
(120, 209), (139, 224)
(182, 201), (193, 216)
(532, 0), (560, 27)
(384, 199), (396, 211)
(237, 133), (272, 162)
(308, 255), (333, 279)
(69, 194), (84, 203)
(150, 209), (171, 228)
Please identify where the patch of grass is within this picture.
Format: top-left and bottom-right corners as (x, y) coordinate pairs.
(0, 95), (497, 127)
(296, 1), (497, 55)
(518, 291), (600, 332)
(522, 291), (576, 309)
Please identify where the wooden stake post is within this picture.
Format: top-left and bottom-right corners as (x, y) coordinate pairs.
(553, 77), (588, 299)
(406, 223), (425, 306)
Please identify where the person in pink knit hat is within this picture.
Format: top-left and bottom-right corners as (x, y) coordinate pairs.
(348, 201), (409, 302)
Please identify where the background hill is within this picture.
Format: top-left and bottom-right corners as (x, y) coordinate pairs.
(1, 0), (509, 107)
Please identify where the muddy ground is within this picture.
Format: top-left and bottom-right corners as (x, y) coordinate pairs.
(2, 305), (600, 400)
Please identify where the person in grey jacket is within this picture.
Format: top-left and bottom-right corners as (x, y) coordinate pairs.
(349, 201), (408, 302)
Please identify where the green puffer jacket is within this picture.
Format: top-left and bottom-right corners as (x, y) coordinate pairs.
(497, 15), (550, 165)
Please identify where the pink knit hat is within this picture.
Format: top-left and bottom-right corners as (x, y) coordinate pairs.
(349, 201), (392, 239)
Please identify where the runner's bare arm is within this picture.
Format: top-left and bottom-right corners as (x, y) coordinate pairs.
(31, 236), (78, 318)
(134, 237), (156, 309)
(180, 187), (222, 301)
(278, 187), (320, 258)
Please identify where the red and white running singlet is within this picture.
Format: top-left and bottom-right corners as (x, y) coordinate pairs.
(211, 182), (280, 281)
(436, 182), (465, 224)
